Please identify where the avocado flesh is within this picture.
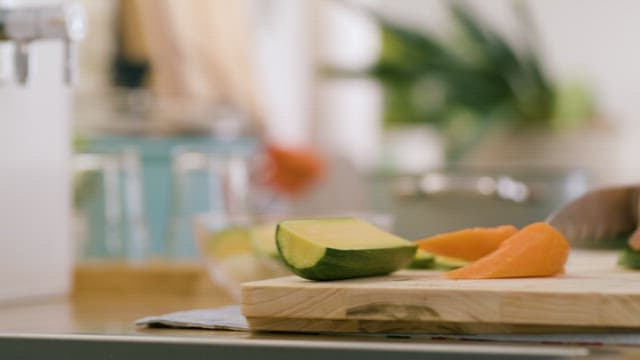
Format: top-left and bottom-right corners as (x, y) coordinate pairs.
(276, 217), (416, 281)
(250, 223), (279, 258)
(433, 255), (470, 270)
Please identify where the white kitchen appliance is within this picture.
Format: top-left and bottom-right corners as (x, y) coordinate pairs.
(0, 1), (85, 302)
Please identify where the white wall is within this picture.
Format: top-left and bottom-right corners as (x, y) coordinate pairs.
(251, 0), (315, 145)
(531, 0), (640, 128)
(0, 1), (73, 301)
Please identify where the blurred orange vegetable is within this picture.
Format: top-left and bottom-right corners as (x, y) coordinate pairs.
(446, 223), (570, 279)
(262, 144), (325, 196)
(415, 225), (518, 261)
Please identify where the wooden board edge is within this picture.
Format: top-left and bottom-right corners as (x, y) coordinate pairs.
(246, 317), (640, 335)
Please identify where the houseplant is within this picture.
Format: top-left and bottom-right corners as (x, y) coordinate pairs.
(333, 1), (596, 165)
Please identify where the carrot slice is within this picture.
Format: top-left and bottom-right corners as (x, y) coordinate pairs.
(415, 225), (518, 261)
(445, 222), (570, 279)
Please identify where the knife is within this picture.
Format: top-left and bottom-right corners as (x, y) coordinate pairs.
(546, 185), (640, 248)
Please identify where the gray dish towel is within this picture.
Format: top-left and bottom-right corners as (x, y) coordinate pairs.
(135, 305), (248, 331)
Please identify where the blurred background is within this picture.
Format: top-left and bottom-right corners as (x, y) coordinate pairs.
(76, 0), (640, 175)
(3, 0), (640, 300)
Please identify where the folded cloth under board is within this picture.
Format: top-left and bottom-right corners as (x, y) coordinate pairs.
(135, 305), (248, 331)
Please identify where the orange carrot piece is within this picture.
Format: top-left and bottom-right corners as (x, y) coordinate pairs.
(415, 225), (518, 261)
(263, 144), (325, 197)
(445, 222), (570, 279)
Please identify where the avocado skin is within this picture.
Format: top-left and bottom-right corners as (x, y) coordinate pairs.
(277, 241), (416, 281)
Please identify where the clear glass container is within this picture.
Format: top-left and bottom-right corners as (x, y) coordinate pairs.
(73, 149), (149, 262)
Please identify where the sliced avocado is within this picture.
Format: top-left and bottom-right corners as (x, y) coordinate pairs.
(406, 249), (435, 269)
(249, 223), (279, 259)
(276, 217), (416, 281)
(206, 226), (252, 258)
(619, 245), (640, 269)
(433, 255), (470, 270)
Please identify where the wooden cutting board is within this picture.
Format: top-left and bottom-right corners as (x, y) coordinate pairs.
(241, 250), (640, 334)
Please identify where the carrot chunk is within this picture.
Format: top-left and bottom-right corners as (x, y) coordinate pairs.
(415, 225), (518, 261)
(445, 223), (570, 279)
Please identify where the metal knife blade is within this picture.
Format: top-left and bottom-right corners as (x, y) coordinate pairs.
(546, 185), (640, 248)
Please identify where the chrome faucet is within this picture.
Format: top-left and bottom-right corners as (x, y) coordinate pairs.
(0, 3), (85, 85)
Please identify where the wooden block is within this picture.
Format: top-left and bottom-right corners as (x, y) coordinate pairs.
(242, 251), (640, 333)
(245, 317), (639, 335)
(73, 260), (221, 296)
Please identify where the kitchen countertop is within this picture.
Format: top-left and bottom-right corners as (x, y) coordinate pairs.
(0, 261), (635, 359)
